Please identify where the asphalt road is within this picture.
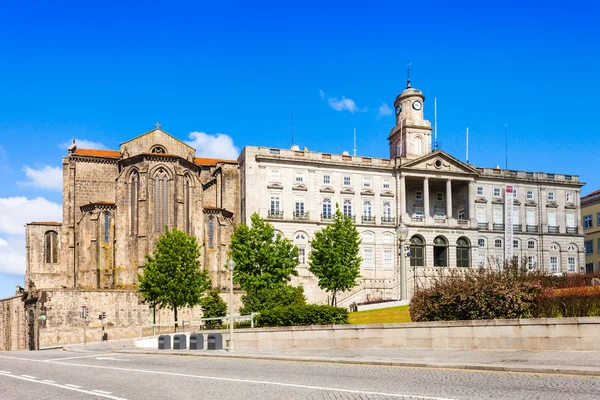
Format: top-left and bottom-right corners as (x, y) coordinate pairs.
(1, 349), (599, 400)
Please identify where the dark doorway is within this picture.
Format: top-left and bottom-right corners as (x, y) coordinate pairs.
(433, 236), (448, 267)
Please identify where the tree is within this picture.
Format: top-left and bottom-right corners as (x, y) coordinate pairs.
(229, 212), (299, 291)
(138, 227), (212, 331)
(201, 289), (228, 329)
(309, 204), (362, 306)
(240, 283), (306, 314)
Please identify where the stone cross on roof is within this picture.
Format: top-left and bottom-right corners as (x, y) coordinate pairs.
(155, 122), (161, 130)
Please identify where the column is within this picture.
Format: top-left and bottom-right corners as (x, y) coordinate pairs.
(468, 181), (475, 221)
(400, 175), (406, 217)
(446, 179), (453, 218)
(423, 177), (430, 218)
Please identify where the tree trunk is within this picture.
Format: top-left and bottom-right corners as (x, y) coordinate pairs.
(331, 292), (337, 307)
(174, 306), (178, 333)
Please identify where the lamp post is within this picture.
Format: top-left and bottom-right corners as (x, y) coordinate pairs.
(395, 224), (409, 301)
(227, 259), (236, 352)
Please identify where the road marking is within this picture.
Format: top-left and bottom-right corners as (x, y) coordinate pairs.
(0, 371), (11, 374)
(43, 380), (55, 383)
(21, 375), (36, 379)
(96, 357), (129, 361)
(44, 353), (118, 362)
(94, 390), (113, 394)
(0, 372), (127, 400)
(65, 384), (82, 388)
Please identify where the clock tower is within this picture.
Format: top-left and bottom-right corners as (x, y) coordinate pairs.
(388, 79), (433, 159)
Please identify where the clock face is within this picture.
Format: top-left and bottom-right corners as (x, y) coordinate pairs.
(395, 105), (402, 115)
(412, 100), (422, 110)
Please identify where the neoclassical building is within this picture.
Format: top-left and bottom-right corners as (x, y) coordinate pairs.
(239, 80), (586, 305)
(26, 128), (239, 292)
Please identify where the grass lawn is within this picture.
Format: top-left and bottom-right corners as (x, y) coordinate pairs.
(348, 305), (412, 324)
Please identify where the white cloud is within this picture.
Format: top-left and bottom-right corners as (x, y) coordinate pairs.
(20, 165), (62, 191)
(328, 96), (359, 113)
(0, 237), (26, 275)
(185, 132), (239, 160)
(377, 102), (393, 117)
(0, 197), (62, 236)
(319, 89), (325, 100)
(59, 138), (107, 150)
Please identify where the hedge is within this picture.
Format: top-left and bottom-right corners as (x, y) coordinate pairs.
(255, 304), (349, 327)
(531, 286), (600, 318)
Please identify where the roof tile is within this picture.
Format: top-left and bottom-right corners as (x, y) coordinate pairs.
(73, 149), (121, 158)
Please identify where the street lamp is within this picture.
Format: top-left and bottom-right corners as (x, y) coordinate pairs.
(226, 259), (236, 352)
(395, 224), (409, 301)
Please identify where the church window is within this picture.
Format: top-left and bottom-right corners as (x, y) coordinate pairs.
(151, 145), (167, 154)
(103, 212), (110, 244)
(154, 169), (169, 232)
(184, 175), (191, 234)
(208, 217), (215, 249)
(45, 231), (58, 264)
(130, 171), (139, 235)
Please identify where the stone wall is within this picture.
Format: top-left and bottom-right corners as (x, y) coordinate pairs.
(0, 295), (26, 351)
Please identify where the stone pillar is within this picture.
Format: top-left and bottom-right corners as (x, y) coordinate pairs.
(423, 177), (430, 218)
(468, 181), (475, 221)
(446, 179), (453, 218)
(400, 175), (406, 217)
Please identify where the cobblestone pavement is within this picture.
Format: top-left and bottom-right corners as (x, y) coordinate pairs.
(1, 350), (599, 399)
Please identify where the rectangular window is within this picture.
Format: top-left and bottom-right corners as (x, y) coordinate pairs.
(585, 240), (593, 255)
(295, 196), (305, 215)
(415, 191), (423, 200)
(513, 239), (519, 249)
(363, 200), (372, 217)
(547, 210), (557, 226)
(493, 187), (501, 197)
(526, 209), (536, 226)
(478, 253), (486, 267)
(270, 196), (280, 213)
(598, 212), (600, 227)
(295, 171), (304, 183)
(568, 257), (576, 273)
(323, 174), (330, 185)
(383, 250), (392, 269)
(584, 215), (593, 229)
(550, 256), (558, 273)
(322, 198), (332, 216)
(458, 209), (466, 220)
(493, 208), (503, 224)
(495, 239), (503, 248)
(383, 201), (392, 219)
(363, 177), (371, 188)
(566, 212), (575, 228)
(382, 179), (391, 189)
(298, 248), (306, 265)
(513, 208), (520, 225)
(364, 248), (373, 268)
(566, 192), (574, 203)
(512, 188), (518, 199)
(343, 199), (352, 216)
(548, 191), (555, 201)
(526, 190), (534, 200)
(478, 238), (485, 247)
(270, 169), (280, 181)
(343, 176), (351, 186)
(477, 186), (484, 196)
(436, 192), (444, 201)
(528, 256), (536, 270)
(476, 207), (486, 223)
(528, 240), (535, 249)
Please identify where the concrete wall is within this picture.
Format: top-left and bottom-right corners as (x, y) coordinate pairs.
(0, 296), (26, 351)
(138, 317), (600, 352)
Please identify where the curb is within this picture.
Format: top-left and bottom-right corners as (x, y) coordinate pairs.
(113, 349), (600, 377)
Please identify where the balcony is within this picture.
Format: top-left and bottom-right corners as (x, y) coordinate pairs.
(513, 224), (522, 232)
(566, 226), (578, 234)
(433, 215), (447, 225)
(321, 213), (333, 222)
(361, 215), (376, 225)
(410, 216), (424, 223)
(381, 216), (396, 225)
(526, 225), (539, 233)
(457, 219), (470, 226)
(477, 222), (489, 230)
(548, 226), (560, 233)
(293, 211), (309, 221)
(268, 210), (284, 219)
(493, 223), (505, 231)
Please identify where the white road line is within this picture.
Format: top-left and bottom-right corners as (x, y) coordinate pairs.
(0, 354), (456, 400)
(42, 380), (55, 383)
(44, 353), (118, 362)
(21, 375), (37, 379)
(94, 390), (113, 394)
(0, 371), (11, 374)
(65, 384), (82, 388)
(96, 357), (129, 361)
(0, 372), (127, 400)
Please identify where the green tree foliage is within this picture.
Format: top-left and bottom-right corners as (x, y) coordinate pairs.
(201, 289), (228, 329)
(138, 228), (212, 330)
(229, 212), (299, 291)
(240, 283), (306, 315)
(255, 304), (349, 327)
(309, 204), (362, 306)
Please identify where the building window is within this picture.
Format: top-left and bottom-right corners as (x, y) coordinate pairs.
(566, 192), (574, 203)
(512, 189), (518, 199)
(298, 248), (306, 265)
(476, 207), (486, 223)
(323, 174), (330, 185)
(208, 218), (215, 249)
(527, 209), (536, 227)
(477, 186), (484, 196)
(597, 212), (600, 227)
(568, 257), (576, 273)
(295, 196), (305, 216)
(410, 236), (425, 267)
(383, 233), (393, 244)
(322, 198), (332, 217)
(513, 240), (519, 249)
(585, 240), (593, 255)
(184, 175), (191, 234)
(154, 169), (169, 232)
(382, 179), (391, 189)
(478, 238), (485, 247)
(598, 238), (600, 253)
(566, 212), (575, 229)
(584, 215), (593, 229)
(363, 248), (373, 268)
(363, 200), (372, 217)
(433, 236), (448, 267)
(382, 201), (392, 220)
(130, 171), (139, 235)
(343, 176), (351, 186)
(270, 195), (280, 214)
(343, 199), (352, 217)
(495, 239), (503, 248)
(363, 177), (371, 188)
(456, 237), (470, 268)
(528, 240), (535, 249)
(458, 209), (466, 220)
(383, 250), (392, 269)
(270, 169), (280, 181)
(550, 256), (558, 273)
(150, 145), (166, 154)
(547, 210), (557, 227)
(493, 187), (501, 197)
(526, 190), (534, 200)
(44, 231), (58, 264)
(528, 256), (536, 270)
(513, 207), (520, 225)
(493, 208), (503, 224)
(103, 212), (110, 244)
(548, 191), (555, 201)
(436, 192), (444, 201)
(295, 171), (304, 183)
(478, 253), (486, 267)
(415, 191), (423, 200)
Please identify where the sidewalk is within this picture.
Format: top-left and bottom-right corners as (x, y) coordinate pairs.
(65, 342), (600, 376)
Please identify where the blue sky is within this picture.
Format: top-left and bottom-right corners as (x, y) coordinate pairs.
(1, 0), (599, 297)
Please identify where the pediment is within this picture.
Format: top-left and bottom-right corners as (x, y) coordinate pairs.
(475, 197), (488, 204)
(267, 182), (284, 190)
(120, 128), (196, 160)
(341, 188), (355, 195)
(292, 183), (308, 191)
(320, 186), (335, 194)
(492, 198), (504, 204)
(360, 188), (375, 196)
(525, 200), (537, 207)
(546, 201), (558, 208)
(401, 150), (480, 175)
(381, 190), (395, 198)
(513, 199), (521, 206)
(565, 203), (577, 209)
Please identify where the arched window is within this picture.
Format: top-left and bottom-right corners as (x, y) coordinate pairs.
(130, 171), (139, 235)
(154, 169), (169, 232)
(433, 236), (448, 267)
(45, 231), (58, 264)
(103, 212), (110, 244)
(151, 145), (167, 154)
(410, 235), (425, 266)
(208, 217), (215, 249)
(415, 136), (423, 155)
(184, 175), (191, 234)
(294, 231), (309, 265)
(456, 237), (470, 268)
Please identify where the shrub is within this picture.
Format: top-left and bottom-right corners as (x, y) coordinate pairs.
(240, 283), (306, 314)
(531, 286), (600, 318)
(255, 304), (349, 327)
(201, 289), (228, 329)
